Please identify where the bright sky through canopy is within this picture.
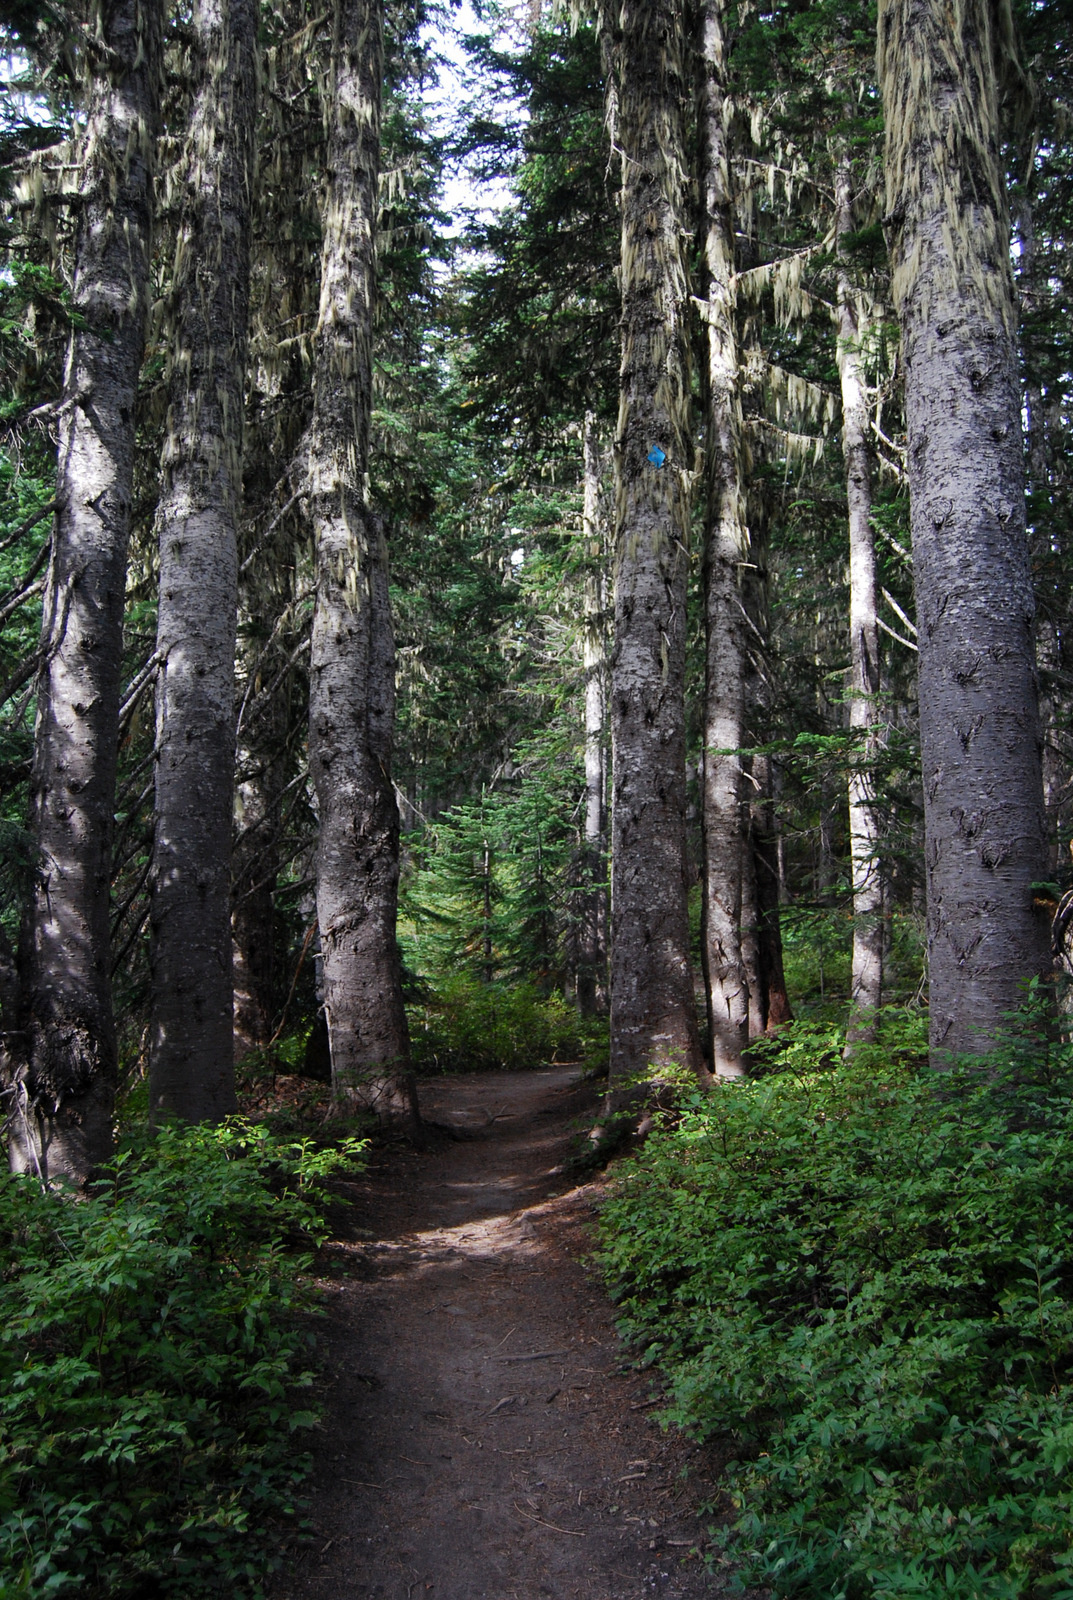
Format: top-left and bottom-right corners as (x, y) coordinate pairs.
(421, 0), (521, 237)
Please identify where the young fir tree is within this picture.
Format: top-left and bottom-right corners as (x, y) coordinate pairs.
(147, 0), (258, 1123)
(601, 0), (704, 1085)
(306, 0), (417, 1126)
(15, 0), (161, 1181)
(878, 0), (1049, 1057)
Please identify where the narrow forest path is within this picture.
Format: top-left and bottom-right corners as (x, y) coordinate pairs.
(275, 1067), (748, 1600)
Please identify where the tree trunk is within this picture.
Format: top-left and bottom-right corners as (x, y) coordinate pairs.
(231, 750), (282, 1056)
(306, 0), (416, 1128)
(698, 0), (749, 1078)
(14, 0), (161, 1183)
(147, 0), (257, 1123)
(604, 0), (704, 1085)
(740, 816), (763, 1041)
(836, 158), (884, 1039)
(1013, 181), (1064, 868)
(752, 752), (793, 1033)
(878, 0), (1049, 1058)
(577, 411), (608, 1017)
(481, 836), (494, 985)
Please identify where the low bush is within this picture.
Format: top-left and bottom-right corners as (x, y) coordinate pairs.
(0, 1121), (364, 1599)
(599, 1009), (1073, 1598)
(407, 973), (608, 1074)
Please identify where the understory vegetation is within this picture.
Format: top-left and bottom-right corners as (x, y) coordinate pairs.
(599, 1007), (1073, 1599)
(0, 1123), (363, 1599)
(406, 974), (607, 1075)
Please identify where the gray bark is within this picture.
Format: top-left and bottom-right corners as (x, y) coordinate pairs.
(836, 160), (884, 1035)
(148, 0), (258, 1123)
(577, 412), (608, 1017)
(14, 0), (161, 1183)
(751, 752), (793, 1034)
(604, 0), (705, 1085)
(1013, 183), (1063, 864)
(231, 752), (280, 1057)
(699, 0), (748, 1078)
(879, 0), (1049, 1058)
(306, 0), (416, 1127)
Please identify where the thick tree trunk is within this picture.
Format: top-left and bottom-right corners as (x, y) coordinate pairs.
(879, 0), (1049, 1058)
(14, 0), (161, 1183)
(306, 0), (416, 1127)
(577, 411), (608, 1017)
(698, 0), (748, 1078)
(147, 0), (257, 1123)
(836, 159), (884, 1037)
(605, 0), (704, 1085)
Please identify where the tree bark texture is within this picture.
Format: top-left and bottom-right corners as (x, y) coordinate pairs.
(14, 0), (161, 1182)
(750, 752), (793, 1035)
(148, 0), (257, 1124)
(577, 411), (608, 1017)
(605, 0), (704, 1085)
(836, 159), (884, 1032)
(1013, 184), (1064, 864)
(306, 0), (416, 1126)
(699, 0), (748, 1078)
(231, 746), (284, 1056)
(879, 0), (1049, 1057)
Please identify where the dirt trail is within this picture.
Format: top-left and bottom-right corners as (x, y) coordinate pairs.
(277, 1067), (742, 1600)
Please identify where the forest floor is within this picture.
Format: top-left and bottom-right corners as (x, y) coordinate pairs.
(271, 1065), (759, 1600)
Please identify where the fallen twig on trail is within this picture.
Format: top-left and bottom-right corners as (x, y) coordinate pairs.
(513, 1503), (585, 1537)
(500, 1350), (568, 1363)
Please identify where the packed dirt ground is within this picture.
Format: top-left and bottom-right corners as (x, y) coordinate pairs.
(272, 1066), (760, 1600)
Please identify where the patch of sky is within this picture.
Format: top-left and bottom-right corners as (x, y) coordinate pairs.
(421, 0), (529, 245)
(1, 51), (55, 134)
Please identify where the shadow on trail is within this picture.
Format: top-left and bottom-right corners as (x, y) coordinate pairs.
(274, 1066), (749, 1600)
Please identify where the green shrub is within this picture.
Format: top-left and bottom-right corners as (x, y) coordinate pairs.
(599, 1010), (1073, 1598)
(0, 1121), (364, 1599)
(407, 973), (608, 1074)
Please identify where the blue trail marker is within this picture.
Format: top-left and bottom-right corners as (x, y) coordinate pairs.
(647, 446), (666, 468)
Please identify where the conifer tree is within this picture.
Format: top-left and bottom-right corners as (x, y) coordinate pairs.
(147, 0), (258, 1123)
(15, 0), (161, 1181)
(878, 0), (1049, 1056)
(602, 0), (704, 1085)
(836, 156), (884, 1035)
(698, 0), (749, 1078)
(306, 0), (417, 1125)
(577, 411), (608, 1015)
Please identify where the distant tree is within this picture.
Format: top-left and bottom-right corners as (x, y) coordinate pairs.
(697, 0), (750, 1078)
(835, 156), (885, 1037)
(576, 411), (608, 1016)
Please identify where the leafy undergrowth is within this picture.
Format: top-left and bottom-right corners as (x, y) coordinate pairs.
(407, 973), (608, 1074)
(0, 1122), (364, 1599)
(599, 1010), (1073, 1599)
